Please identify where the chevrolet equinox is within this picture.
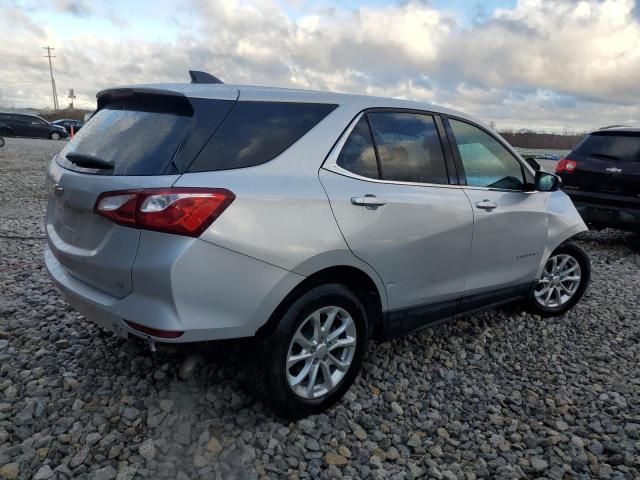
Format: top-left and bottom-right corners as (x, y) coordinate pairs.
(45, 74), (591, 418)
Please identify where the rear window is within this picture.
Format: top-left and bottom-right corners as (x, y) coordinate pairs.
(574, 133), (640, 162)
(368, 112), (448, 184)
(58, 95), (193, 176)
(188, 101), (337, 172)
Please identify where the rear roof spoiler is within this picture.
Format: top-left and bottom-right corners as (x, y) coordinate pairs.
(189, 70), (223, 84)
(96, 87), (187, 110)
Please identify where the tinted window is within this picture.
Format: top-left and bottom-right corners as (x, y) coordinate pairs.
(367, 112), (448, 184)
(189, 102), (337, 172)
(449, 119), (525, 190)
(574, 133), (640, 162)
(59, 95), (193, 176)
(337, 117), (379, 178)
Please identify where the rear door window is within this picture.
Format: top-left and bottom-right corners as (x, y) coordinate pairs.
(337, 117), (379, 179)
(189, 102), (337, 172)
(58, 95), (194, 176)
(574, 133), (640, 162)
(367, 112), (448, 184)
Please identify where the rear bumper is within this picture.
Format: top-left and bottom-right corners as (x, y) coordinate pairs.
(44, 237), (305, 343)
(568, 195), (640, 231)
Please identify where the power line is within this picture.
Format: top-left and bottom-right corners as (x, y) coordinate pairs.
(42, 46), (59, 110)
(0, 80), (50, 84)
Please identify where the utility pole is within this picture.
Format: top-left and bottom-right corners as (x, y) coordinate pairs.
(68, 89), (76, 109)
(42, 46), (59, 110)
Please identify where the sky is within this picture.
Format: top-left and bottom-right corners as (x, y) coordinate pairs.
(1, 0), (639, 131)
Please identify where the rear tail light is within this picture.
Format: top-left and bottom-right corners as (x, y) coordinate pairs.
(556, 158), (577, 173)
(95, 188), (235, 237)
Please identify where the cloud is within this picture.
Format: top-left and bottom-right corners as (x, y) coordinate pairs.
(1, 0), (640, 131)
(54, 0), (93, 17)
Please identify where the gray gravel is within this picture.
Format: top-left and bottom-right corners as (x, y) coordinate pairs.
(1, 137), (639, 479)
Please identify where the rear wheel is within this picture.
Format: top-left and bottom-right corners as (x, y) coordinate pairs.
(253, 284), (368, 419)
(50, 131), (61, 140)
(527, 242), (590, 316)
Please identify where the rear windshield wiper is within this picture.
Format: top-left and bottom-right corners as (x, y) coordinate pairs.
(65, 153), (114, 170)
(590, 152), (619, 161)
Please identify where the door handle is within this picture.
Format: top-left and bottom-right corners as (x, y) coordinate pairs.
(351, 194), (387, 208)
(475, 199), (498, 211)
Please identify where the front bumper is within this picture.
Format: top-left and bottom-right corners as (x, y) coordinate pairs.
(44, 236), (304, 343)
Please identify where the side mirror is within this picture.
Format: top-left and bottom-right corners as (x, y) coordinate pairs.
(535, 170), (562, 192)
(525, 157), (541, 171)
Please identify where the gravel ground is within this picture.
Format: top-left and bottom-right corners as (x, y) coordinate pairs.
(1, 137), (639, 480)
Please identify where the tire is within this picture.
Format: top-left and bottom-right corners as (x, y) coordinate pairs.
(50, 132), (61, 140)
(526, 241), (590, 317)
(253, 283), (369, 419)
(0, 137), (4, 148)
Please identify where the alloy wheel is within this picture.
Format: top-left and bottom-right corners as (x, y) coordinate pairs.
(534, 253), (582, 308)
(286, 306), (357, 400)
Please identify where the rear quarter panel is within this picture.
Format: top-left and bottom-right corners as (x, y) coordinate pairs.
(173, 104), (389, 309)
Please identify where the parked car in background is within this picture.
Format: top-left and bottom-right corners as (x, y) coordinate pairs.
(52, 119), (84, 134)
(0, 112), (68, 140)
(557, 126), (640, 233)
(45, 76), (591, 418)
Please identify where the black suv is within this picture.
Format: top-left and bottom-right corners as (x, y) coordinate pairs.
(0, 113), (68, 140)
(557, 127), (640, 233)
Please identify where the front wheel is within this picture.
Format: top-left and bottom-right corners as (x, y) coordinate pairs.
(50, 132), (61, 140)
(252, 284), (368, 419)
(526, 242), (590, 316)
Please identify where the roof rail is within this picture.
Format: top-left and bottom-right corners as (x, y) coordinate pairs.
(189, 70), (224, 84)
(598, 124), (631, 130)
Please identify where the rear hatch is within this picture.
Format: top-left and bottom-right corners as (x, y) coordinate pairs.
(562, 131), (640, 204)
(45, 87), (237, 297)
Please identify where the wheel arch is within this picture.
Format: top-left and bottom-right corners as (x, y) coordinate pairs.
(256, 264), (386, 341)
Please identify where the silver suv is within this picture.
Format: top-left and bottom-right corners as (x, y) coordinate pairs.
(45, 75), (590, 418)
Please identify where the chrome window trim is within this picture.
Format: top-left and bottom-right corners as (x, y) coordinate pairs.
(322, 111), (542, 194)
